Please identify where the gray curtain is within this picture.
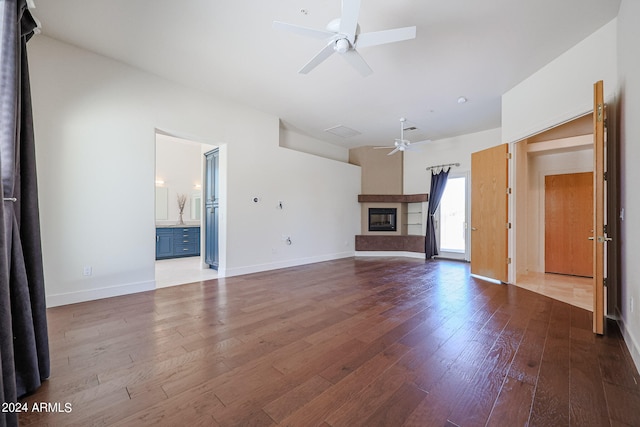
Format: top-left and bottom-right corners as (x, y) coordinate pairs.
(425, 168), (450, 259)
(1, 1), (49, 425)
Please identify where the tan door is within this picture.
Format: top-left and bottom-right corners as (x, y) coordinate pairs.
(545, 172), (594, 277)
(592, 80), (607, 334)
(471, 144), (509, 282)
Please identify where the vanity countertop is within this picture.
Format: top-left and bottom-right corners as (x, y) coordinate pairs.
(156, 223), (201, 228)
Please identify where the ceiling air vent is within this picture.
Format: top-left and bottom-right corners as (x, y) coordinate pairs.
(324, 125), (361, 138)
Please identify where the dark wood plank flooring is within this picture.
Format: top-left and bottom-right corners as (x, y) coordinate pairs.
(18, 258), (640, 426)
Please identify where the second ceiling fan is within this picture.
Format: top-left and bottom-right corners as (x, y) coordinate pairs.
(375, 118), (431, 155)
(273, 0), (416, 76)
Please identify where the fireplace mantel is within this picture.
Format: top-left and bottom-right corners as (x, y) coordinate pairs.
(357, 194), (428, 203)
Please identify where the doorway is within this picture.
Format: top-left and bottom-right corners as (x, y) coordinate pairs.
(513, 115), (595, 310)
(436, 174), (468, 261)
(154, 132), (218, 288)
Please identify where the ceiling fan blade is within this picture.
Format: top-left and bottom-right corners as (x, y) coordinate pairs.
(373, 146), (395, 149)
(356, 26), (417, 48)
(339, 0), (361, 42)
(273, 21), (335, 40)
(340, 49), (373, 76)
(387, 147), (401, 156)
(299, 43), (336, 74)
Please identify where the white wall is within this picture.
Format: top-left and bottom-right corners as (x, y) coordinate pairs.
(404, 128), (502, 195)
(617, 0), (640, 371)
(279, 126), (349, 163)
(502, 19), (618, 143)
(29, 36), (361, 306)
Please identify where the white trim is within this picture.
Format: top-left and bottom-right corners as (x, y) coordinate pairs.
(46, 280), (155, 307)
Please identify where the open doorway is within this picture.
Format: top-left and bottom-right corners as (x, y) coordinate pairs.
(154, 132), (218, 288)
(513, 114), (594, 310)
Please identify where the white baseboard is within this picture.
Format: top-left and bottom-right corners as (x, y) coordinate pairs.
(355, 251), (425, 259)
(223, 251), (355, 278)
(46, 280), (155, 308)
(616, 308), (640, 374)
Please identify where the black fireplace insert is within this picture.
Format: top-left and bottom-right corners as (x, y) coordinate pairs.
(368, 207), (397, 231)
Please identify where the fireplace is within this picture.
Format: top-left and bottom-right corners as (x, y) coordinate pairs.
(368, 208), (397, 232)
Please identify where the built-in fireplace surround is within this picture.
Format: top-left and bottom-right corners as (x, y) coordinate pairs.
(368, 207), (397, 232)
(357, 194), (428, 252)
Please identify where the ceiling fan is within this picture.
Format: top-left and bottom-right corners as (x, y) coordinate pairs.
(375, 118), (430, 155)
(273, 0), (416, 76)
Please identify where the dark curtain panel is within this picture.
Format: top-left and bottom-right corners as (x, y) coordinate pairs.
(0, 1), (49, 424)
(425, 168), (450, 259)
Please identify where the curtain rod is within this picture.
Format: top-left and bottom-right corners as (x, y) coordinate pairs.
(426, 162), (460, 172)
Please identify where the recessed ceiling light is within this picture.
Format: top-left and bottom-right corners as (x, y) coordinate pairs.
(457, 96), (468, 104)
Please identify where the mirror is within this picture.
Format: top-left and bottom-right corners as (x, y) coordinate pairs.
(191, 192), (201, 221)
(155, 187), (168, 220)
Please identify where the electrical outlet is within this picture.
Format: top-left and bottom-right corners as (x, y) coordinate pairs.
(83, 266), (92, 276)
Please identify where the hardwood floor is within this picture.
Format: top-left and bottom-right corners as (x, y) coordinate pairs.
(19, 258), (640, 426)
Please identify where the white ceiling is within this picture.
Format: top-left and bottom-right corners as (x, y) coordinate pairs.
(31, 0), (621, 148)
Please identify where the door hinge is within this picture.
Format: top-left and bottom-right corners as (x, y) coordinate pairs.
(506, 152), (512, 159)
(597, 103), (604, 122)
(506, 187), (512, 195)
(506, 257), (512, 264)
(604, 171), (608, 181)
(506, 222), (511, 229)
(603, 278), (608, 287)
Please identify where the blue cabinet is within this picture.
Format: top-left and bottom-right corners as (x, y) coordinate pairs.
(156, 228), (174, 258)
(156, 226), (200, 259)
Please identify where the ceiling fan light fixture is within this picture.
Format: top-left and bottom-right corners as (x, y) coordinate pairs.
(334, 38), (350, 53)
(457, 96), (468, 104)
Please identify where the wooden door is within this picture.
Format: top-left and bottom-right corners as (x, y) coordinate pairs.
(545, 172), (593, 277)
(471, 144), (509, 282)
(592, 80), (607, 334)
